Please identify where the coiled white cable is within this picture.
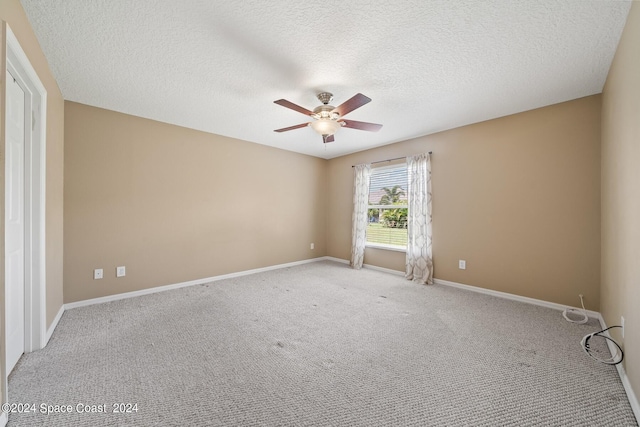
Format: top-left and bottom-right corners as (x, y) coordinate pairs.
(563, 294), (588, 324)
(580, 326), (624, 365)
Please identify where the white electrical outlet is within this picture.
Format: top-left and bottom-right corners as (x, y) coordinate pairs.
(310, 243), (314, 250)
(621, 316), (625, 339)
(459, 260), (466, 270)
(116, 266), (126, 277)
(94, 268), (103, 280)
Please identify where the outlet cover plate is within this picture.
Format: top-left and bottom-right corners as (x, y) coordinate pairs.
(94, 269), (103, 280)
(116, 266), (126, 277)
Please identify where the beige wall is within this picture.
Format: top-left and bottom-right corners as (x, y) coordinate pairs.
(0, 0), (65, 405)
(328, 96), (601, 310)
(63, 101), (326, 303)
(601, 1), (640, 405)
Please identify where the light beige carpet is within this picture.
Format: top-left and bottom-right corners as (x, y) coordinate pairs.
(7, 261), (638, 426)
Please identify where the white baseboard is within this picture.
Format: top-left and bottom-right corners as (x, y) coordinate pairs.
(65, 255), (402, 311)
(326, 258), (598, 318)
(597, 316), (640, 423)
(363, 263), (404, 276)
(324, 256), (349, 265)
(44, 305), (65, 346)
(65, 257), (329, 310)
(433, 278), (601, 319)
(0, 411), (6, 427)
(322, 256), (405, 276)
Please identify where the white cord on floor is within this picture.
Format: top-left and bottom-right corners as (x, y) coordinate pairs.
(563, 294), (588, 324)
(564, 295), (624, 365)
(580, 326), (624, 365)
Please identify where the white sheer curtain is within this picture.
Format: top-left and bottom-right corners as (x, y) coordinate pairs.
(350, 164), (371, 269)
(405, 153), (433, 285)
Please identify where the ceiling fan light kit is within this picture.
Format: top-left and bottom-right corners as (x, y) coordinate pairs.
(274, 92), (382, 143)
(310, 119), (342, 136)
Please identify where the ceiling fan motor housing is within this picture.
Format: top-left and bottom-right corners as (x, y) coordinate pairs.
(312, 104), (340, 120)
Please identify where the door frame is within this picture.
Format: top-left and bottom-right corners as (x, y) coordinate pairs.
(3, 23), (47, 355)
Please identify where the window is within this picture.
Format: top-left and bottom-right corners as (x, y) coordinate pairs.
(366, 163), (408, 250)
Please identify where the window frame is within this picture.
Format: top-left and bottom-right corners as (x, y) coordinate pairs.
(365, 162), (408, 252)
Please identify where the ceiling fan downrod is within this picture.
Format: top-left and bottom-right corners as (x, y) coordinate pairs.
(316, 92), (333, 105)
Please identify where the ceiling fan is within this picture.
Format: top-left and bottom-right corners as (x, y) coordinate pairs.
(274, 92), (383, 143)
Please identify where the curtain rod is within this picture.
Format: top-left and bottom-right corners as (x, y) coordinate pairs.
(351, 151), (432, 168)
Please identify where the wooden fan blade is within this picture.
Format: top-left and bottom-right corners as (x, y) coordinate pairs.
(333, 93), (371, 117)
(341, 120), (383, 132)
(274, 123), (310, 132)
(322, 134), (335, 143)
(274, 99), (313, 116)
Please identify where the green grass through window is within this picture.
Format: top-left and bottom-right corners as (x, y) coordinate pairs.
(366, 223), (407, 247)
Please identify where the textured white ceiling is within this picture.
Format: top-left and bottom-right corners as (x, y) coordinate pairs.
(20, 0), (631, 159)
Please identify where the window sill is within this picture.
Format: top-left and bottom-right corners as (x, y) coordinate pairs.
(365, 243), (407, 253)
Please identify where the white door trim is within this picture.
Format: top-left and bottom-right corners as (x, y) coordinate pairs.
(4, 24), (47, 353)
(5, 66), (27, 375)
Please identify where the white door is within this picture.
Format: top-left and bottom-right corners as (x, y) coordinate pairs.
(5, 70), (26, 374)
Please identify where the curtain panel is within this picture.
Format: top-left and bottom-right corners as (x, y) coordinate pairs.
(405, 153), (433, 285)
(350, 164), (371, 269)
